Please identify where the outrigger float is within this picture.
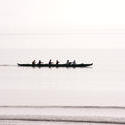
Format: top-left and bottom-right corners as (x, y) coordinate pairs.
(17, 63), (93, 68)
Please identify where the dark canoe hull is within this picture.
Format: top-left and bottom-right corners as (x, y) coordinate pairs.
(17, 63), (93, 68)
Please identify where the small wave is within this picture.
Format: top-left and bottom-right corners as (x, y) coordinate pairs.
(0, 106), (125, 124)
(1, 105), (125, 109)
(0, 115), (125, 124)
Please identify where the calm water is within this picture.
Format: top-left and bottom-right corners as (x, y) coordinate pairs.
(0, 49), (125, 124)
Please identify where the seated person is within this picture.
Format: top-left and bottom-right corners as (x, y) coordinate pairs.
(38, 60), (42, 64)
(66, 60), (71, 65)
(56, 60), (59, 65)
(49, 59), (52, 65)
(32, 60), (36, 65)
(73, 60), (76, 65)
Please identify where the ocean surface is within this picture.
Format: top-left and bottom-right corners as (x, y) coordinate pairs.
(0, 49), (125, 125)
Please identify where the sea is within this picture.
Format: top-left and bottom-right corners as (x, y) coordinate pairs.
(0, 49), (125, 125)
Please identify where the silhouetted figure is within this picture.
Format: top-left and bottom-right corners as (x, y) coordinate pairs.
(49, 59), (52, 65)
(73, 60), (76, 65)
(38, 60), (42, 64)
(66, 60), (70, 65)
(66, 60), (71, 65)
(56, 60), (59, 65)
(32, 60), (36, 65)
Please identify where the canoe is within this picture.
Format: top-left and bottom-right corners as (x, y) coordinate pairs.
(17, 63), (93, 68)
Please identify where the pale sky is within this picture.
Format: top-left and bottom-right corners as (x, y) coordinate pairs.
(0, 0), (125, 49)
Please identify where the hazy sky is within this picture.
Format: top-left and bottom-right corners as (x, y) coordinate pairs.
(0, 0), (125, 49)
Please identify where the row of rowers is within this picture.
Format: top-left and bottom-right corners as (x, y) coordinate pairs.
(32, 60), (76, 65)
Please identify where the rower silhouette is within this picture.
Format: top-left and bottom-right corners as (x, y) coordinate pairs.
(66, 60), (69, 65)
(56, 60), (59, 66)
(49, 59), (52, 65)
(66, 60), (71, 65)
(73, 60), (76, 65)
(38, 60), (42, 65)
(32, 60), (36, 65)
